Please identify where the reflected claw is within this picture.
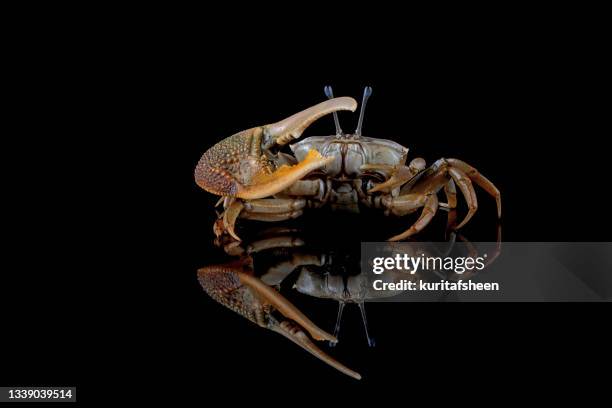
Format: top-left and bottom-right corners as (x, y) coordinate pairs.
(197, 263), (361, 380)
(270, 319), (361, 380)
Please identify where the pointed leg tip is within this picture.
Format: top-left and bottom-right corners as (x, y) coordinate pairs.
(226, 222), (242, 241)
(453, 221), (467, 230)
(387, 233), (409, 242)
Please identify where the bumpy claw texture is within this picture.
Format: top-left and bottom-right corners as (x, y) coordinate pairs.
(195, 97), (357, 200)
(195, 128), (266, 197)
(198, 260), (272, 327)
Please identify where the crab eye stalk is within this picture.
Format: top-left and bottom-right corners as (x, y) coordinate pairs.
(355, 86), (373, 137)
(324, 85), (343, 136)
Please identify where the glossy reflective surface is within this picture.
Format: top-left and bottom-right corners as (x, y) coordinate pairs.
(196, 209), (501, 379)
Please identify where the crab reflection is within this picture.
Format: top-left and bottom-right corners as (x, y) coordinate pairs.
(198, 215), (501, 380)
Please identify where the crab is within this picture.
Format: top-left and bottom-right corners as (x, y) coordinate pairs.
(195, 86), (501, 241)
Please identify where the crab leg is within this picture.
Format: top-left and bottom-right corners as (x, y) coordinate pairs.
(448, 167), (478, 229)
(222, 200), (244, 241)
(260, 252), (322, 286)
(223, 198), (308, 223)
(406, 158), (443, 188)
(241, 211), (303, 222)
(446, 158), (501, 218)
(441, 179), (457, 209)
(243, 198), (306, 213)
(404, 158), (498, 231)
(381, 163), (453, 239)
(246, 236), (305, 254)
(219, 198), (306, 240)
(382, 193), (429, 216)
(387, 193), (439, 241)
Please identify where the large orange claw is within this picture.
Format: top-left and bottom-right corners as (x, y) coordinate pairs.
(195, 97), (357, 199)
(198, 260), (362, 379)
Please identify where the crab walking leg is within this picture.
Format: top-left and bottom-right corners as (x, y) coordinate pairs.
(448, 167), (478, 229)
(387, 193), (439, 241)
(219, 198), (305, 240)
(231, 198), (308, 222)
(442, 179), (457, 209)
(406, 159), (451, 195)
(243, 198), (306, 213)
(222, 200), (244, 241)
(440, 180), (458, 230)
(446, 158), (502, 218)
(241, 211), (304, 222)
(246, 236), (305, 254)
(485, 223), (503, 266)
(260, 253), (323, 286)
(382, 193), (429, 216)
(446, 209), (459, 233)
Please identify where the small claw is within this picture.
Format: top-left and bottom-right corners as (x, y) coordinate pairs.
(365, 158), (426, 193)
(237, 149), (334, 200)
(367, 165), (413, 193)
(264, 97), (357, 146)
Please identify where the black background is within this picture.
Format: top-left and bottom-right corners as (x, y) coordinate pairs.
(163, 72), (609, 398)
(2, 13), (610, 405)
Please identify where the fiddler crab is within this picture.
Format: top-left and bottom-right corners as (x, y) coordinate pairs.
(195, 86), (501, 242)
